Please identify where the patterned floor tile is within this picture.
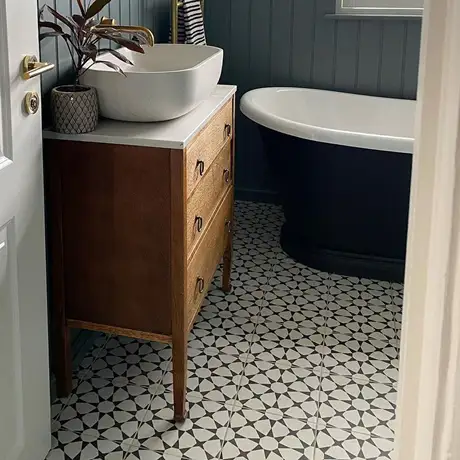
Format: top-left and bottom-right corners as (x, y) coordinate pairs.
(236, 362), (321, 421)
(55, 380), (158, 444)
(247, 320), (325, 370)
(46, 429), (129, 460)
(314, 422), (393, 460)
(80, 336), (172, 388)
(320, 333), (399, 385)
(47, 200), (402, 460)
(221, 406), (317, 460)
(125, 450), (204, 460)
(162, 345), (246, 403)
(135, 391), (232, 460)
(317, 374), (397, 438)
(323, 301), (396, 341)
(52, 335), (111, 421)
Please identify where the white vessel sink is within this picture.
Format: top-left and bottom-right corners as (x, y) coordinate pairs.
(81, 44), (223, 122)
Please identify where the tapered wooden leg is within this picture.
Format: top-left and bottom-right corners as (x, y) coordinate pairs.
(172, 333), (187, 422)
(222, 224), (233, 293)
(53, 321), (72, 398)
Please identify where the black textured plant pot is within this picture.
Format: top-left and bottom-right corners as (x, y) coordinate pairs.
(51, 85), (99, 134)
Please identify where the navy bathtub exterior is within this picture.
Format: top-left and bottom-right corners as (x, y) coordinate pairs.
(260, 126), (412, 282)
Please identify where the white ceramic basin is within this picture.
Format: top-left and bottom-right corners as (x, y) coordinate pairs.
(81, 44), (223, 122)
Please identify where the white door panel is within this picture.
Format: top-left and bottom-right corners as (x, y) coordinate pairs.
(0, 0), (51, 459)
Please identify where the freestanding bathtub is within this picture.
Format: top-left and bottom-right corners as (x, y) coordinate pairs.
(240, 88), (415, 282)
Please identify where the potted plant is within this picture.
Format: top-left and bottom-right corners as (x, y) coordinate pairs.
(39, 0), (151, 134)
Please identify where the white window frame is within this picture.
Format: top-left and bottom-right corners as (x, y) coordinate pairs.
(335, 0), (423, 16)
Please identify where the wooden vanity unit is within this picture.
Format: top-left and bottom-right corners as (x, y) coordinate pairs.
(43, 85), (237, 421)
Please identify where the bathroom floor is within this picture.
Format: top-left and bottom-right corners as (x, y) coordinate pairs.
(48, 201), (402, 460)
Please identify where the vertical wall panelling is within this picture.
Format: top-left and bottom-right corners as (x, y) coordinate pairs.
(205, 0), (231, 81)
(120, 0), (130, 26)
(379, 22), (407, 98)
(55, 0), (72, 81)
(402, 21), (422, 99)
(356, 20), (383, 95)
(229, 0), (250, 94)
(98, 2), (111, 49)
(291, 0), (316, 86)
(270, 0), (293, 87)
(334, 20), (360, 92)
(248, 0), (271, 89)
(38, 0), (59, 95)
(311, 0), (337, 89)
(108, 0), (120, 48)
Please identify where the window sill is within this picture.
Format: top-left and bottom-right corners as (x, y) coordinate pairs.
(325, 13), (422, 20)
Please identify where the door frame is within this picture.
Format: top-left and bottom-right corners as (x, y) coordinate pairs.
(394, 0), (460, 458)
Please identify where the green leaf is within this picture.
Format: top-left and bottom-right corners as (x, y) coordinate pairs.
(85, 0), (112, 19)
(93, 60), (126, 76)
(98, 48), (134, 65)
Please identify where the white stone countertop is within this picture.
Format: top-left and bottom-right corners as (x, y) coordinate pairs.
(43, 85), (237, 150)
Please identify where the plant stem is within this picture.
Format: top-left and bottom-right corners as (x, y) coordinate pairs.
(76, 53), (83, 86)
(64, 37), (77, 73)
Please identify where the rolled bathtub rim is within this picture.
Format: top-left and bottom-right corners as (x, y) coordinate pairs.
(240, 87), (416, 155)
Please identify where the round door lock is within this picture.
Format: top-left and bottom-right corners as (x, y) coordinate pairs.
(24, 91), (40, 115)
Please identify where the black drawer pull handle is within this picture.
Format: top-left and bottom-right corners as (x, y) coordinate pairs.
(195, 215), (203, 232)
(197, 276), (205, 293)
(224, 124), (232, 137)
(225, 220), (232, 233)
(223, 169), (230, 183)
(196, 160), (205, 176)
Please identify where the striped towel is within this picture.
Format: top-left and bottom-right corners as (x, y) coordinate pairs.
(171, 0), (206, 45)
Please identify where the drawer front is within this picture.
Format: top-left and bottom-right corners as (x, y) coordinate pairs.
(186, 140), (232, 258)
(186, 188), (233, 329)
(186, 99), (233, 198)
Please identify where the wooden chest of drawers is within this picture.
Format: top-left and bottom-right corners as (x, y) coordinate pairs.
(44, 88), (236, 421)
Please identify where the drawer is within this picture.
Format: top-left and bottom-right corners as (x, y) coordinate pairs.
(186, 187), (233, 329)
(186, 99), (233, 198)
(186, 140), (232, 258)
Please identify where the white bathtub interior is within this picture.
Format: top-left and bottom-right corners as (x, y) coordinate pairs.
(241, 87), (416, 153)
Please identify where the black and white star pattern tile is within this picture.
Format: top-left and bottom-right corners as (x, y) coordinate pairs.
(47, 201), (402, 460)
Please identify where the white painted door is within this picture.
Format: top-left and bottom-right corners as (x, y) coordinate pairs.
(0, 0), (51, 459)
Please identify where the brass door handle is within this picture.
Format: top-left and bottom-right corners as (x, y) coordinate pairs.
(22, 55), (55, 80)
